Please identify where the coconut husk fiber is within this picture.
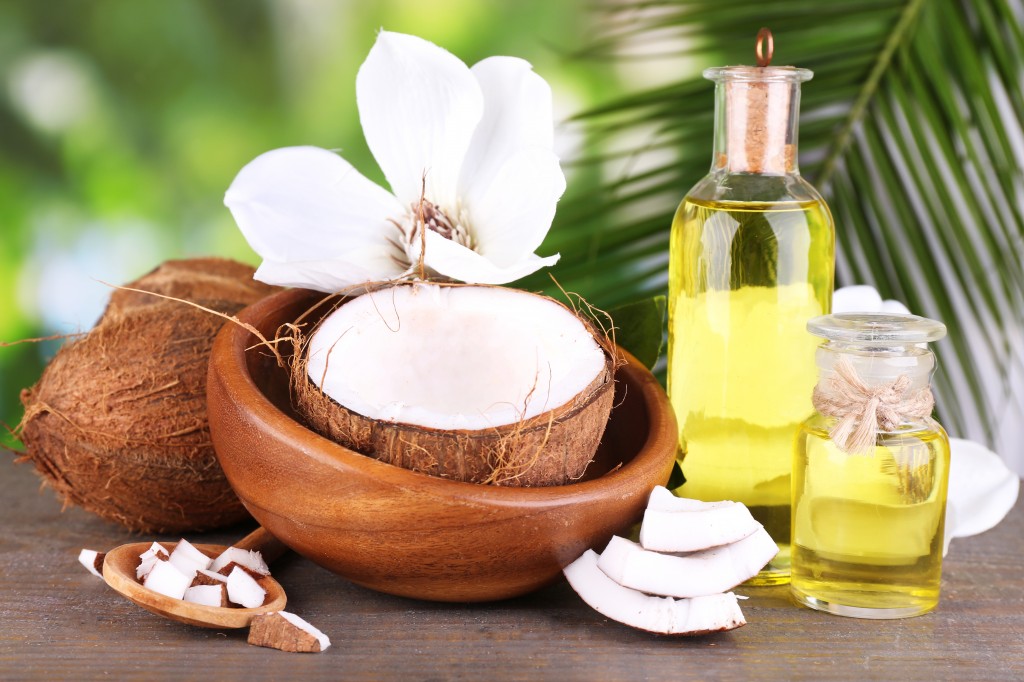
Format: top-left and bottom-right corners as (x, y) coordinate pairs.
(17, 258), (276, 533)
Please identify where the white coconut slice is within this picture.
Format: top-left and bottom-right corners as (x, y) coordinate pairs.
(248, 612), (331, 653)
(168, 539), (212, 579)
(598, 530), (779, 599)
(226, 566), (267, 608)
(209, 546), (270, 576)
(644, 485), (729, 512)
(143, 560), (192, 600)
(306, 283), (607, 431)
(639, 499), (762, 553)
(563, 550), (746, 635)
(136, 543), (170, 580)
(78, 549), (105, 579)
(184, 584), (228, 608)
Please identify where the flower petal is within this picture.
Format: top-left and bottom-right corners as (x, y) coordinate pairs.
(460, 57), (557, 199)
(832, 285), (883, 313)
(255, 252), (403, 293)
(420, 230), (559, 285)
(224, 146), (407, 290)
(946, 437), (1019, 539)
(457, 57), (565, 265)
(462, 147), (565, 267)
(880, 298), (911, 314)
(356, 31), (482, 209)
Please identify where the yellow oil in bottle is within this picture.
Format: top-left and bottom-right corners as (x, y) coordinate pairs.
(667, 197), (834, 584)
(791, 415), (950, 618)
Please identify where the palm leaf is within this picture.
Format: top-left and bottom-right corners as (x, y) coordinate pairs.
(526, 0), (1024, 467)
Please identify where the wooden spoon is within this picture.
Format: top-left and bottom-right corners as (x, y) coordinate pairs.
(102, 526), (288, 629)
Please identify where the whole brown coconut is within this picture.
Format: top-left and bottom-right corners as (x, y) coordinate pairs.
(18, 258), (276, 533)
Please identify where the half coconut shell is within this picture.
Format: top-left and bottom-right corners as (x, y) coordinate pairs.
(292, 284), (616, 487)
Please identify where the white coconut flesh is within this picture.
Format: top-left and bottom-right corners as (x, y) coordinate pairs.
(563, 550), (746, 635)
(639, 487), (762, 553)
(307, 283), (608, 431)
(598, 530), (779, 599)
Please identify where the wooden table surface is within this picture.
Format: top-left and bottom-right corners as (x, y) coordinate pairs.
(2, 453), (1022, 682)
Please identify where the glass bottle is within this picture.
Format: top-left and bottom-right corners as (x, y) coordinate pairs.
(667, 39), (835, 584)
(791, 313), (951, 618)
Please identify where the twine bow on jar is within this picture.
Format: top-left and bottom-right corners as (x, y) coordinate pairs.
(811, 355), (935, 455)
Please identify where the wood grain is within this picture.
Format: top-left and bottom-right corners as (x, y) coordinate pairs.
(2, 455), (1022, 681)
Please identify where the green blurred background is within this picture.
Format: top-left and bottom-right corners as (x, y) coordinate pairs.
(0, 0), (624, 448)
(3, 0), (1022, 473)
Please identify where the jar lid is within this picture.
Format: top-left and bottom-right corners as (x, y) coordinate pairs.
(808, 312), (947, 344)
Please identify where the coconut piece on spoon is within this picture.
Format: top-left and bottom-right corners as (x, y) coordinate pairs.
(210, 546), (270, 576)
(184, 583), (229, 608)
(168, 539), (212, 579)
(226, 566), (267, 608)
(563, 550), (745, 635)
(143, 560), (193, 600)
(639, 492), (762, 553)
(248, 612), (331, 653)
(136, 542), (170, 580)
(598, 530), (778, 599)
(191, 568), (229, 587)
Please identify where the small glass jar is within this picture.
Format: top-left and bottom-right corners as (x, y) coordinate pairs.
(790, 313), (950, 619)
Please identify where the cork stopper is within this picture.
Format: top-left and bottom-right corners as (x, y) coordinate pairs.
(705, 29), (812, 175)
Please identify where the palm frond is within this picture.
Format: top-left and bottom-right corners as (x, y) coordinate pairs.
(530, 0), (1024, 467)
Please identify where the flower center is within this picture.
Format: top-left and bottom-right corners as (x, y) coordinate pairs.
(388, 200), (475, 277)
(409, 199), (473, 249)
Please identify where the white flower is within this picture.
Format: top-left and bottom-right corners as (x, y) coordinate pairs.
(831, 285), (910, 315)
(223, 31), (565, 292)
(945, 437), (1019, 553)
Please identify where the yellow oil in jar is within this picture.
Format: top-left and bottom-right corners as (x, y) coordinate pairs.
(791, 416), (950, 617)
(667, 197), (834, 584)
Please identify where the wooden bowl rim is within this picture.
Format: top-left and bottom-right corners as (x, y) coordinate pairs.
(210, 287), (677, 503)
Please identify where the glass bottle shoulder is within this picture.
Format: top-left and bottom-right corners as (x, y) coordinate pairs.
(683, 170), (828, 208)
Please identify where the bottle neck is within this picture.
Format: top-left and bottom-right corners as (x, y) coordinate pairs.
(711, 69), (804, 176)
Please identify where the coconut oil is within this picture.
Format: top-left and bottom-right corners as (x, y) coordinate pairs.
(790, 313), (950, 618)
(668, 58), (835, 585)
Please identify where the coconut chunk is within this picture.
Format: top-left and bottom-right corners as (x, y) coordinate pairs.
(184, 584), (228, 608)
(136, 543), (171, 580)
(563, 550), (746, 635)
(210, 546), (270, 576)
(78, 549), (105, 578)
(226, 566), (267, 608)
(645, 485), (735, 512)
(191, 568), (229, 587)
(248, 611), (331, 653)
(143, 560), (193, 600)
(639, 502), (762, 553)
(307, 283), (608, 431)
(168, 539), (212, 578)
(598, 530), (779, 599)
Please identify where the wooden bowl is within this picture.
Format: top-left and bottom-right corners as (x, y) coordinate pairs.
(206, 288), (677, 602)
